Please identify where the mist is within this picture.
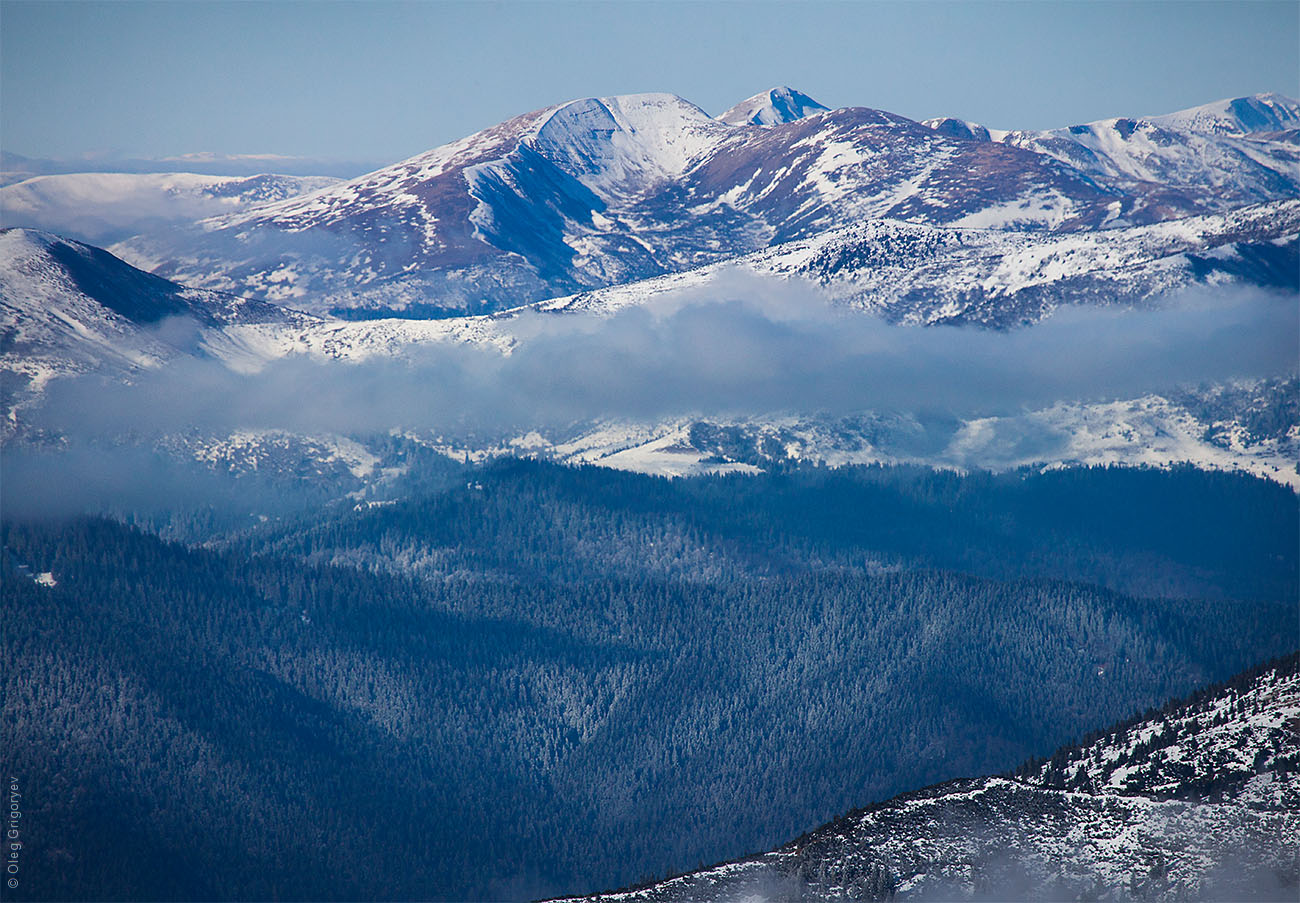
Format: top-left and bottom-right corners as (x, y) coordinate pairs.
(29, 278), (1300, 436)
(4, 277), (1297, 518)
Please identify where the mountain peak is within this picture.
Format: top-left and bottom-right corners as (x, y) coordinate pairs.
(718, 86), (829, 126)
(920, 117), (995, 142)
(1148, 92), (1300, 136)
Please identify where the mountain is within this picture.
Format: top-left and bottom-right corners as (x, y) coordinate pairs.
(717, 86), (829, 125)
(111, 88), (1228, 316)
(542, 199), (1300, 325)
(1148, 92), (1300, 136)
(557, 654), (1300, 902)
(924, 93), (1300, 211)
(13, 194), (1296, 384)
(0, 227), (489, 384)
(0, 229), (305, 421)
(0, 171), (340, 245)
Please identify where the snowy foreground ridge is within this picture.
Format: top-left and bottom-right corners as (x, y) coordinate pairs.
(557, 657), (1300, 902)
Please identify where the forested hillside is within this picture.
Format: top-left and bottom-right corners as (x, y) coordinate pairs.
(248, 460), (1298, 604)
(2, 462), (1296, 900)
(562, 654), (1300, 902)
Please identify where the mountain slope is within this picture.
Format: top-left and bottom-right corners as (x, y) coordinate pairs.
(925, 93), (1300, 212)
(4, 467), (1294, 899)
(0, 229), (306, 410)
(1148, 92), (1300, 136)
(559, 655), (1300, 902)
(6, 219), (1296, 486)
(542, 199), (1300, 325)
(109, 89), (1240, 316)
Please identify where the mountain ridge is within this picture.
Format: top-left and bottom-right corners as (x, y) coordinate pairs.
(923, 92), (1300, 211)
(103, 89), (1299, 316)
(555, 653), (1300, 902)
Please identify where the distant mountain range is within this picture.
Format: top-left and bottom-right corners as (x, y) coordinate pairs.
(0, 171), (341, 246)
(0, 149), (381, 181)
(5, 218), (1298, 494)
(3, 88), (1298, 493)
(2, 85), (1298, 903)
(558, 654), (1300, 902)
(95, 88), (1299, 315)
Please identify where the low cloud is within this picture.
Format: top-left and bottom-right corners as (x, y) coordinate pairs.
(5, 275), (1297, 516)
(33, 276), (1300, 435)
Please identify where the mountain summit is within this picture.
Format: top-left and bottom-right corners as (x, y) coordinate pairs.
(717, 86), (829, 126)
(1148, 91), (1300, 135)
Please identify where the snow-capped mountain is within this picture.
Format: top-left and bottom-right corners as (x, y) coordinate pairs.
(6, 209), (1297, 484)
(925, 93), (1300, 211)
(11, 195), (1296, 387)
(717, 86), (829, 126)
(0, 227), (498, 435)
(1148, 92), (1300, 136)
(557, 656), (1300, 902)
(0, 229), (306, 423)
(111, 88), (1248, 316)
(0, 171), (339, 245)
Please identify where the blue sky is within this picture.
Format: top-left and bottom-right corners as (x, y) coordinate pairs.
(3, 0), (1297, 164)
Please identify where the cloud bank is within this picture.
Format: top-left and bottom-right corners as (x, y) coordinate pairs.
(4, 277), (1297, 517)
(33, 277), (1300, 435)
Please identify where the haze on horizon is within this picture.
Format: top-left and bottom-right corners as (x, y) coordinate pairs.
(2, 0), (1297, 166)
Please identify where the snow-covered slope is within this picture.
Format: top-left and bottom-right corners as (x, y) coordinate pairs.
(556, 656), (1300, 902)
(14, 197), (1297, 386)
(111, 88), (1212, 316)
(1148, 92), (1300, 136)
(0, 228), (310, 431)
(925, 93), (1300, 211)
(0, 172), (338, 245)
(543, 199), (1300, 325)
(0, 227), (499, 421)
(717, 86), (829, 126)
(522, 381), (1300, 490)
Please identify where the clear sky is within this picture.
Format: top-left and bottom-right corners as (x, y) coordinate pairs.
(3, 0), (1297, 164)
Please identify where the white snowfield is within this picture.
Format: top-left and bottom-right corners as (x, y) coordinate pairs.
(1146, 92), (1300, 136)
(554, 663), (1300, 903)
